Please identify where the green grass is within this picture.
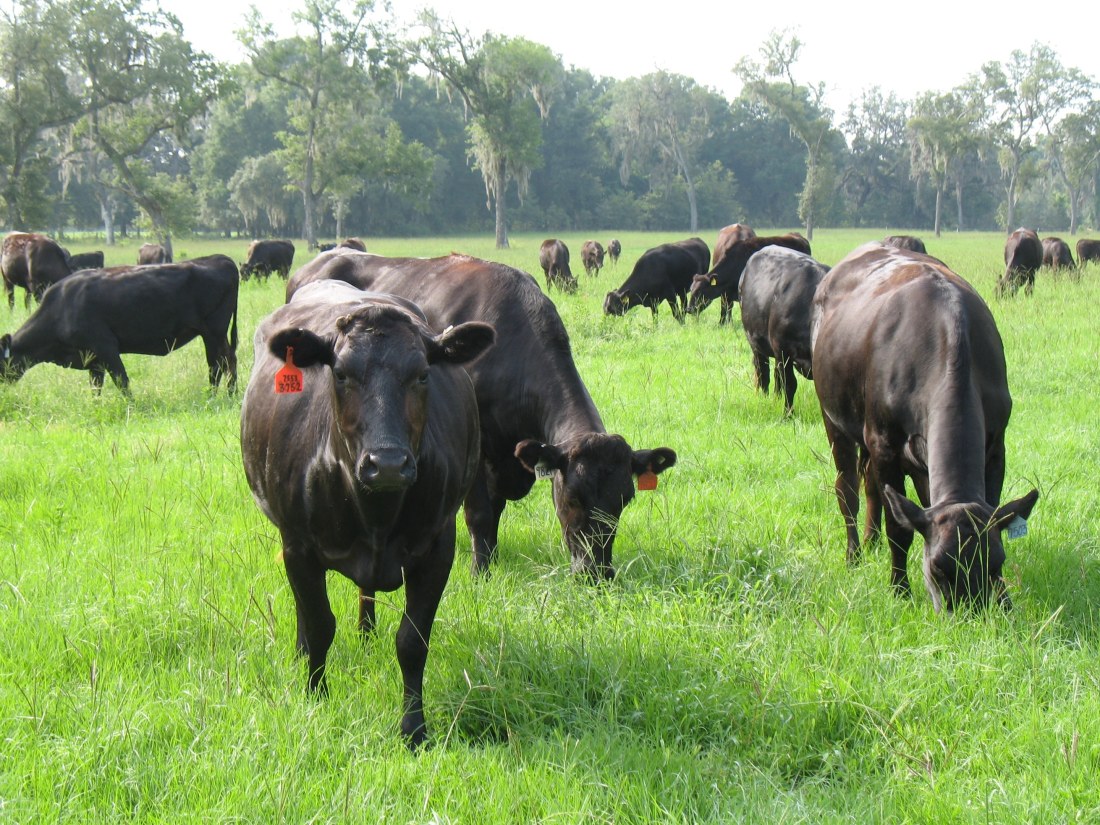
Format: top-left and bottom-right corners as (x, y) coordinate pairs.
(1, 228), (1098, 822)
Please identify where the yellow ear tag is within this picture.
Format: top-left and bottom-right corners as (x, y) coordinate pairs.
(710, 278), (717, 286)
(622, 295), (630, 307)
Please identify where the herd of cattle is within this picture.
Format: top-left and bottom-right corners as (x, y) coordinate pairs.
(1, 221), (1076, 747)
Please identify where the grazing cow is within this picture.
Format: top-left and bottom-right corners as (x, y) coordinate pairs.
(241, 239), (296, 282)
(603, 237), (710, 322)
(738, 247), (829, 415)
(997, 228), (1042, 297)
(581, 240), (605, 277)
(286, 251), (677, 580)
(66, 251), (105, 271)
(882, 235), (927, 254)
(137, 243), (170, 265)
(538, 239), (577, 293)
(0, 255), (239, 393)
(241, 280), (493, 748)
(812, 242), (1039, 611)
(712, 223), (757, 268)
(1041, 237), (1074, 270)
(1, 232), (73, 309)
(1075, 238), (1100, 265)
(687, 233), (812, 324)
(607, 239), (622, 266)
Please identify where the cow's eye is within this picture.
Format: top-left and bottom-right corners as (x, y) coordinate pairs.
(418, 370), (429, 385)
(332, 367), (348, 385)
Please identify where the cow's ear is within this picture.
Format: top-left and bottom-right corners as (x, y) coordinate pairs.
(515, 439), (566, 474)
(631, 447), (677, 476)
(883, 485), (930, 536)
(426, 322), (496, 365)
(992, 488), (1040, 530)
(268, 327), (335, 368)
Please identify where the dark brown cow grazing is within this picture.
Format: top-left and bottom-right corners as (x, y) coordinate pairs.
(687, 233), (811, 324)
(137, 243), (171, 265)
(65, 250), (105, 271)
(997, 228), (1042, 297)
(0, 255), (239, 393)
(286, 251), (677, 580)
(607, 239), (622, 265)
(581, 240), (605, 276)
(712, 223), (757, 268)
(812, 242), (1039, 611)
(241, 239), (296, 281)
(604, 237), (710, 323)
(882, 235), (927, 254)
(1041, 237), (1074, 270)
(1075, 238), (1100, 265)
(738, 246), (829, 415)
(241, 280), (494, 748)
(1, 232), (72, 309)
(538, 238), (577, 293)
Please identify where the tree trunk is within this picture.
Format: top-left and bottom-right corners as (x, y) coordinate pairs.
(494, 157), (509, 249)
(955, 177), (964, 231)
(934, 184), (944, 237)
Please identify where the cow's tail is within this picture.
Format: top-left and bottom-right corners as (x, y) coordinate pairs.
(229, 299), (238, 352)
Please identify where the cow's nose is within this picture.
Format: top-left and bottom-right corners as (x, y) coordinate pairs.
(359, 448), (416, 489)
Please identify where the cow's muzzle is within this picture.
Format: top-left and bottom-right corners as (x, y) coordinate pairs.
(357, 447), (417, 490)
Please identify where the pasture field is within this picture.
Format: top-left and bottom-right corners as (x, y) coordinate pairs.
(0, 229), (1098, 822)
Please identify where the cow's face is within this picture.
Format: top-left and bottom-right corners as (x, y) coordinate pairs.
(516, 435), (676, 580)
(603, 291), (627, 316)
(884, 487), (1039, 612)
(686, 274), (714, 315)
(0, 333), (27, 382)
(268, 309), (494, 492)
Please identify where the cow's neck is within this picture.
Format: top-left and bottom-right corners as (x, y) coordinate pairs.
(924, 387), (988, 505)
(540, 373), (605, 444)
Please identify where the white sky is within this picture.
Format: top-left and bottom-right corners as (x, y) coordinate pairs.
(169, 0), (1100, 114)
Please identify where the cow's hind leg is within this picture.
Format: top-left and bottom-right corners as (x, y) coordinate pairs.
(203, 334), (237, 391)
(751, 347), (770, 394)
(871, 458), (915, 597)
(776, 354), (797, 416)
(823, 416), (861, 564)
(464, 463), (508, 575)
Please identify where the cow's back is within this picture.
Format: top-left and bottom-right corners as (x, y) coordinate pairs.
(44, 255), (238, 352)
(288, 252), (594, 426)
(813, 243), (1009, 439)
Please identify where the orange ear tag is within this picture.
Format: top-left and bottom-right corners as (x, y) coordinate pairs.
(637, 471), (658, 491)
(275, 346), (304, 394)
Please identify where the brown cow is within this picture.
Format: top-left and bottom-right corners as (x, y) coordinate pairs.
(882, 235), (927, 254)
(0, 255), (238, 393)
(581, 240), (605, 277)
(1, 232), (72, 309)
(687, 233), (811, 324)
(241, 280), (494, 748)
(1041, 237), (1074, 270)
(1075, 238), (1100, 266)
(711, 223), (757, 268)
(138, 243), (171, 265)
(812, 242), (1039, 611)
(538, 239), (577, 293)
(997, 228), (1042, 297)
(738, 246), (829, 415)
(604, 238), (710, 323)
